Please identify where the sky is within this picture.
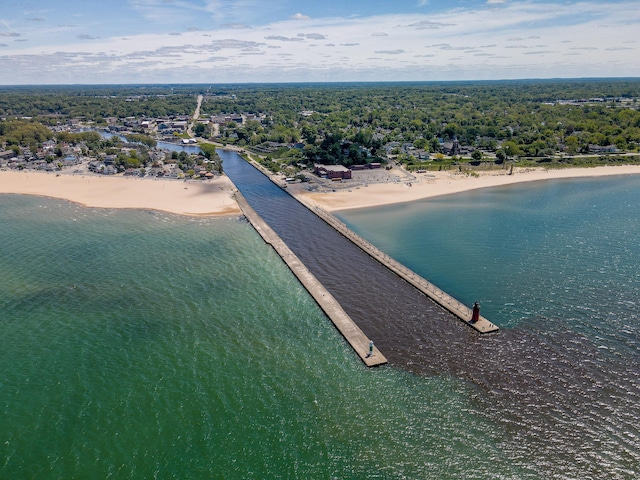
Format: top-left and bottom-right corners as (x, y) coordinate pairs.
(0, 0), (638, 84)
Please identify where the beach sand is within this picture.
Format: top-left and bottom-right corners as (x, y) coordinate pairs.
(0, 170), (241, 217)
(294, 165), (640, 212)
(4, 164), (640, 217)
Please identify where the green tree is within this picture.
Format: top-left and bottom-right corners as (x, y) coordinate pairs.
(199, 142), (216, 160)
(502, 141), (522, 158)
(564, 136), (579, 155)
(194, 123), (206, 136)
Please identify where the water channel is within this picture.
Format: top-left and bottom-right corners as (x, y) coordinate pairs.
(220, 150), (640, 474)
(219, 149), (484, 375)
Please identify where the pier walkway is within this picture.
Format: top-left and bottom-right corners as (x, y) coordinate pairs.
(301, 200), (499, 334)
(235, 192), (387, 367)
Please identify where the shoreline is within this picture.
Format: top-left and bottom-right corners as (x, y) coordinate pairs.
(3, 164), (640, 218)
(293, 164), (640, 212)
(0, 169), (241, 217)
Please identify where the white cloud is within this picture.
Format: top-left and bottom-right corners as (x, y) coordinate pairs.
(299, 33), (326, 40)
(1, 1), (639, 84)
(405, 20), (455, 29)
(265, 35), (304, 42)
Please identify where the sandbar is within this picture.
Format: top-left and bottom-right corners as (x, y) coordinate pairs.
(0, 170), (241, 217)
(295, 165), (640, 212)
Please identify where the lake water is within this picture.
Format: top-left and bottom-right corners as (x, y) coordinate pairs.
(1, 171), (639, 478)
(336, 174), (640, 479)
(96, 129), (203, 153)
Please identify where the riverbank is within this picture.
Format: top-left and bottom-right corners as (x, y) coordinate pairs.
(293, 165), (640, 212)
(0, 170), (241, 217)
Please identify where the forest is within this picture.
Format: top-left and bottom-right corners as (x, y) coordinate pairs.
(1, 79), (639, 172)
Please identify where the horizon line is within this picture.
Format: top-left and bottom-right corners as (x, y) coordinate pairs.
(2, 76), (640, 88)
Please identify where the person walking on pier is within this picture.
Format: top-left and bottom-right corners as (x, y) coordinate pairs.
(367, 340), (374, 358)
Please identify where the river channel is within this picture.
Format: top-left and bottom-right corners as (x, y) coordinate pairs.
(220, 149), (640, 477)
(219, 149), (475, 374)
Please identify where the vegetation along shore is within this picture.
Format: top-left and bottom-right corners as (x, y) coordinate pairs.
(1, 80), (640, 214)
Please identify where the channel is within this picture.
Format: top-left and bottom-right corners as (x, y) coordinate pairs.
(220, 150), (497, 368)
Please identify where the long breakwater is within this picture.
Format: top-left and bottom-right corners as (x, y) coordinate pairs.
(234, 191), (387, 366)
(220, 150), (497, 368)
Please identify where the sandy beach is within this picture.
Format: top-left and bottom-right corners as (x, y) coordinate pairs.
(294, 165), (640, 212)
(3, 164), (640, 217)
(0, 170), (241, 216)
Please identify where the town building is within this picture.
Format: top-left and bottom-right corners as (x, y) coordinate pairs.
(314, 164), (352, 180)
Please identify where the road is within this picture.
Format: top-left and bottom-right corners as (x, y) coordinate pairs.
(187, 94), (203, 137)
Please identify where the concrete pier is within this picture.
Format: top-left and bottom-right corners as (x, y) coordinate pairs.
(242, 155), (498, 334)
(297, 199), (499, 334)
(235, 192), (387, 367)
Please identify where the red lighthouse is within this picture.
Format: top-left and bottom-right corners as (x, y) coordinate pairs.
(471, 302), (480, 323)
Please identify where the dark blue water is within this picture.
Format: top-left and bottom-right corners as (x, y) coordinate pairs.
(337, 174), (640, 478)
(219, 149), (468, 364)
(222, 149), (640, 478)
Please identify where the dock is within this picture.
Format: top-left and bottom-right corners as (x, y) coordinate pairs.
(235, 192), (387, 367)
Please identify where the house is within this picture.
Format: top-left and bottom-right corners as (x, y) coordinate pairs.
(413, 150), (430, 161)
(442, 139), (460, 156)
(588, 144), (618, 154)
(171, 121), (188, 131)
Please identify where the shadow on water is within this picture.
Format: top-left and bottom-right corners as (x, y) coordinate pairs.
(221, 150), (640, 477)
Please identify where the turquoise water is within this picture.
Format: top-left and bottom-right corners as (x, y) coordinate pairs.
(338, 175), (640, 333)
(2, 173), (639, 478)
(1, 195), (518, 479)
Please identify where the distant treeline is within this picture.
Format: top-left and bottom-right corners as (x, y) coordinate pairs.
(1, 80), (640, 169)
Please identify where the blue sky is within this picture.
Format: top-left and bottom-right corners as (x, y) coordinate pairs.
(1, 0), (638, 84)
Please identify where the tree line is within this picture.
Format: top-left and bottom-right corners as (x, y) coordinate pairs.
(2, 80), (639, 171)
(202, 80), (640, 160)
